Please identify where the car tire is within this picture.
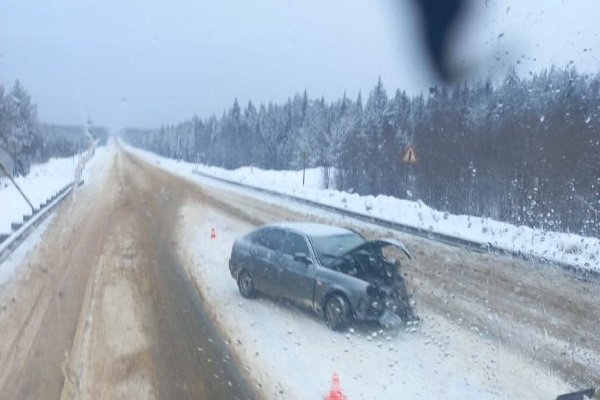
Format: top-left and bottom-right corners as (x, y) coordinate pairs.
(237, 270), (256, 298)
(324, 293), (351, 331)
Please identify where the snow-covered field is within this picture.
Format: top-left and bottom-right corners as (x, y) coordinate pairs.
(177, 203), (571, 400)
(124, 143), (599, 272)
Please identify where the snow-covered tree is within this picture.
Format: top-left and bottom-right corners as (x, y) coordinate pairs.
(121, 66), (600, 237)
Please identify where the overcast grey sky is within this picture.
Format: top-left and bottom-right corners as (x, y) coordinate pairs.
(1, 0), (599, 130)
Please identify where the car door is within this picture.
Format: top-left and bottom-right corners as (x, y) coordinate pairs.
(252, 227), (286, 296)
(279, 231), (316, 308)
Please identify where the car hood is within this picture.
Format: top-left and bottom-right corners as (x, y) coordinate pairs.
(341, 238), (412, 260)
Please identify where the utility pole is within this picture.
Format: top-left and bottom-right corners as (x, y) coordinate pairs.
(0, 162), (35, 212)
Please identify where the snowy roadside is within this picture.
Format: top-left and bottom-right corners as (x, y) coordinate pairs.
(0, 144), (114, 286)
(1, 152), (86, 234)
(176, 203), (571, 400)
(123, 143), (599, 272)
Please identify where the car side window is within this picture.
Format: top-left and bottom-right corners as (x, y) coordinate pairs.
(256, 228), (285, 251)
(282, 232), (309, 256)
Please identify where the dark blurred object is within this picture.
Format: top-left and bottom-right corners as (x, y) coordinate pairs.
(411, 0), (467, 81)
(556, 388), (595, 400)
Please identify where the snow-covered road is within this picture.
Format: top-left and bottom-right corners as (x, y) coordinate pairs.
(1, 142), (596, 399)
(0, 144), (255, 399)
(176, 200), (574, 399)
(125, 142), (600, 398)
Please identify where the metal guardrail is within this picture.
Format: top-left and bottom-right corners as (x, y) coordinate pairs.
(191, 170), (597, 278)
(0, 181), (83, 264)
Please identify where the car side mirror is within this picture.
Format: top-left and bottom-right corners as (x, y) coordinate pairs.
(293, 253), (311, 265)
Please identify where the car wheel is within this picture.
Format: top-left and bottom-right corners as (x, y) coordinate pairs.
(237, 270), (256, 298)
(324, 294), (351, 331)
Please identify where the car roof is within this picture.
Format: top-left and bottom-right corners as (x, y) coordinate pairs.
(268, 222), (354, 237)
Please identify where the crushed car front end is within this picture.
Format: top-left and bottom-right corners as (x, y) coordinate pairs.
(324, 238), (418, 325)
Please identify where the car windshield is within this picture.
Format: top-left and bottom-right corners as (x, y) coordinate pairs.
(310, 233), (366, 266)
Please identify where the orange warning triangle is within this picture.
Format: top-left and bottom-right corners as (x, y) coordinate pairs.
(403, 145), (418, 164)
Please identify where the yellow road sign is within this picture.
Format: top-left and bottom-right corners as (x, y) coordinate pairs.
(403, 145), (418, 164)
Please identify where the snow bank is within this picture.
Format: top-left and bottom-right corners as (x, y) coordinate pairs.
(0, 155), (83, 234)
(124, 144), (599, 272)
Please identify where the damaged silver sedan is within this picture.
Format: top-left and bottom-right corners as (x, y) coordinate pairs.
(229, 222), (416, 330)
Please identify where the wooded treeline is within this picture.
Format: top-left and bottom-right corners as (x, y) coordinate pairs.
(0, 80), (108, 176)
(122, 66), (599, 237)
